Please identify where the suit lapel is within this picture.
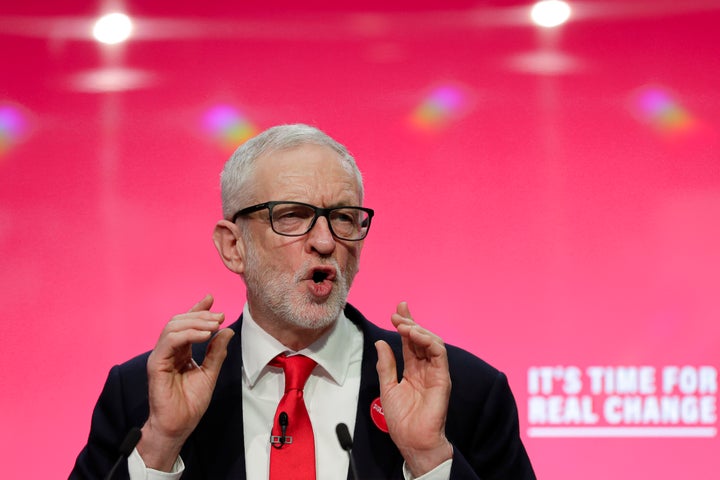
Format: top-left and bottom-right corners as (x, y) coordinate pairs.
(185, 317), (247, 479)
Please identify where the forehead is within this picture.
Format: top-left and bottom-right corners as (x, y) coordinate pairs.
(252, 144), (361, 204)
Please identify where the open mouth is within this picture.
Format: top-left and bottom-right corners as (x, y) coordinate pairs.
(307, 266), (336, 285)
(305, 266), (336, 298)
(304, 266), (337, 298)
(312, 270), (329, 283)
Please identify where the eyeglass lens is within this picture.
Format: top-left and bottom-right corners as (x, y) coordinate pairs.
(270, 203), (369, 239)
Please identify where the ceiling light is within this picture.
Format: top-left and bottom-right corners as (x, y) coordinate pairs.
(93, 13), (133, 44)
(531, 1), (572, 28)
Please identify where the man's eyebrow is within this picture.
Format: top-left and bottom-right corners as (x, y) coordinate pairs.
(328, 199), (364, 208)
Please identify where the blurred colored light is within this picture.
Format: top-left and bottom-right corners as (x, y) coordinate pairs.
(201, 105), (257, 150)
(93, 13), (133, 44)
(0, 104), (31, 157)
(410, 85), (470, 131)
(531, 1), (572, 28)
(630, 86), (696, 137)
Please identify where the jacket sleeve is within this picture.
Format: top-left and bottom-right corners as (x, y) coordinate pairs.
(447, 363), (536, 479)
(70, 356), (150, 480)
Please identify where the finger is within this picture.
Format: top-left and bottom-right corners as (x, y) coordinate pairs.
(392, 317), (420, 362)
(157, 318), (221, 347)
(390, 304), (436, 359)
(390, 302), (446, 362)
(189, 294), (214, 313)
(166, 313), (225, 332)
(160, 328), (218, 353)
(396, 301), (412, 320)
(393, 323), (447, 363)
(406, 326), (446, 360)
(391, 302), (415, 328)
(394, 317), (443, 345)
(392, 313), (440, 350)
(392, 308), (424, 362)
(375, 340), (399, 395)
(392, 317), (418, 359)
(201, 328), (235, 378)
(154, 311), (225, 360)
(391, 313), (414, 330)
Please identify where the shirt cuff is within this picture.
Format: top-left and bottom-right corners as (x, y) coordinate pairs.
(127, 447), (185, 480)
(402, 458), (453, 480)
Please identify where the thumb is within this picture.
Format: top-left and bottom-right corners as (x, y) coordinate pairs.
(202, 328), (235, 378)
(375, 340), (399, 395)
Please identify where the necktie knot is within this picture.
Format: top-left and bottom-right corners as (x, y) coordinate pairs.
(270, 354), (317, 392)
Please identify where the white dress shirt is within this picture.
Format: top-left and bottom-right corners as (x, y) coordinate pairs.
(241, 304), (363, 479)
(129, 304), (451, 479)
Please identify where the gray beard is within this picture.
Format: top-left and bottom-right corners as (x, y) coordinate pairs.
(242, 244), (357, 331)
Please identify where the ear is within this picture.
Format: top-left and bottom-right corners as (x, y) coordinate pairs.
(213, 219), (246, 274)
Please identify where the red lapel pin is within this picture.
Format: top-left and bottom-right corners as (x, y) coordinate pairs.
(370, 397), (389, 433)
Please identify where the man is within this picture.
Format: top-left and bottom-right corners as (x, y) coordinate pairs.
(71, 124), (535, 479)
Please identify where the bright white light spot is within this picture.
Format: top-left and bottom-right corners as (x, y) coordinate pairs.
(531, 1), (571, 28)
(93, 13), (133, 44)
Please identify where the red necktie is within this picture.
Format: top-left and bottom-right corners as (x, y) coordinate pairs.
(269, 354), (318, 480)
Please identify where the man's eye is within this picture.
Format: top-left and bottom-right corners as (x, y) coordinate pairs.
(275, 207), (313, 220)
(334, 213), (355, 224)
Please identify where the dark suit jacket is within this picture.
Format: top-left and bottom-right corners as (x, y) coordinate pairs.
(71, 304), (535, 479)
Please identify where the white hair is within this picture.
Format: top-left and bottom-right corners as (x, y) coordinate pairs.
(220, 124), (364, 219)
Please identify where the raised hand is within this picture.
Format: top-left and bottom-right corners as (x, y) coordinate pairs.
(137, 294), (235, 471)
(375, 302), (454, 477)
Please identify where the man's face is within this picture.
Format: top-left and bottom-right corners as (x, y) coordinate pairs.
(240, 144), (364, 333)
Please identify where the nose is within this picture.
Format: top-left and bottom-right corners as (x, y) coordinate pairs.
(306, 215), (336, 255)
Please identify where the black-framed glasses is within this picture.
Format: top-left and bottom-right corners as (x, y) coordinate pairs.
(232, 201), (374, 241)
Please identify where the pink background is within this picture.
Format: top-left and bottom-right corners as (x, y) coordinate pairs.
(1, 1), (718, 477)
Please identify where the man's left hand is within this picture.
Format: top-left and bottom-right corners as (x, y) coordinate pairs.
(375, 302), (454, 477)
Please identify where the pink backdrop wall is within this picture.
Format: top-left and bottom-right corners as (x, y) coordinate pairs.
(1, 1), (718, 477)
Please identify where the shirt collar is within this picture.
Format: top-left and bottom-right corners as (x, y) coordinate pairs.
(241, 303), (360, 388)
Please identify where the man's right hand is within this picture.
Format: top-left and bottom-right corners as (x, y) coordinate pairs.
(137, 294), (235, 471)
